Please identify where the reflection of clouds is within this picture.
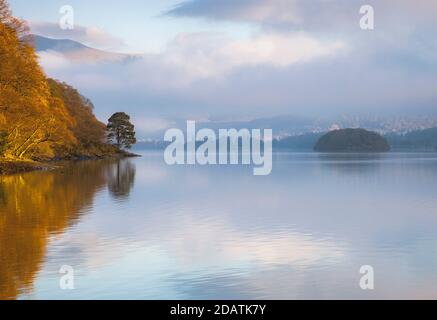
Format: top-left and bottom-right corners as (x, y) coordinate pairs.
(46, 233), (125, 272)
(39, 211), (348, 299)
(170, 264), (356, 300)
(135, 162), (169, 184)
(46, 209), (347, 272)
(43, 153), (437, 267)
(30, 153), (437, 299)
(155, 214), (346, 269)
(134, 158), (216, 187)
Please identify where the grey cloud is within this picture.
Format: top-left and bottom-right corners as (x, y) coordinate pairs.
(39, 40), (437, 138)
(167, 0), (301, 26)
(166, 0), (437, 31)
(34, 0), (437, 137)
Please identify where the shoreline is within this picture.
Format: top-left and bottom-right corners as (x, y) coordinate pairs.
(0, 152), (141, 176)
(0, 160), (56, 175)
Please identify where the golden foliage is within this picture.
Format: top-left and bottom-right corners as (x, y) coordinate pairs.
(47, 80), (110, 157)
(0, 0), (112, 160)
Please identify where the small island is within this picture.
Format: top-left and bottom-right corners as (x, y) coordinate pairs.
(314, 128), (390, 152)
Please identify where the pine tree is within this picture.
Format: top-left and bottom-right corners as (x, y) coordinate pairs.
(107, 112), (137, 150)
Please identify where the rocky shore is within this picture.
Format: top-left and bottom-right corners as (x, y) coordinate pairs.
(0, 152), (140, 176)
(0, 160), (54, 175)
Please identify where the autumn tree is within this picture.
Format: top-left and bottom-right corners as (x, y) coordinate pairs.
(0, 0), (28, 38)
(47, 79), (110, 157)
(107, 112), (137, 150)
(0, 0), (115, 161)
(0, 18), (75, 160)
(0, 132), (7, 156)
(0, 8), (58, 159)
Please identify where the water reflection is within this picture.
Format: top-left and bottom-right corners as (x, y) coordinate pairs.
(0, 181), (6, 206)
(107, 160), (136, 200)
(0, 159), (136, 299)
(2, 153), (437, 299)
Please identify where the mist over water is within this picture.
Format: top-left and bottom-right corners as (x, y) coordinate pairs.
(2, 152), (437, 299)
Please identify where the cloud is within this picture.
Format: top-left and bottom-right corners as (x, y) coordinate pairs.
(32, 0), (437, 137)
(29, 21), (125, 51)
(167, 0), (302, 26)
(38, 50), (72, 70)
(157, 31), (345, 80)
(37, 28), (437, 137)
(167, 0), (437, 30)
(36, 30), (348, 125)
(134, 117), (176, 133)
(37, 29), (346, 90)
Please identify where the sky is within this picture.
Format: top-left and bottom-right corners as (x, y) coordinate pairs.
(8, 0), (437, 136)
(9, 0), (255, 52)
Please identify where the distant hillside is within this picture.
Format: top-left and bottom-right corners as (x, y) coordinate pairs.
(189, 116), (325, 138)
(314, 129), (390, 152)
(136, 137), (264, 153)
(136, 127), (437, 153)
(136, 133), (321, 152)
(24, 34), (135, 62)
(273, 132), (324, 151)
(386, 127), (437, 151)
(134, 140), (170, 151)
(29, 34), (89, 52)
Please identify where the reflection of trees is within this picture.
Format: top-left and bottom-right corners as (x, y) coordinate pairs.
(316, 153), (384, 174)
(0, 181), (6, 207)
(0, 161), (109, 300)
(107, 159), (136, 200)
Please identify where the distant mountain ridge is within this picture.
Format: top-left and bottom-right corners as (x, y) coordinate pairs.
(29, 34), (89, 52)
(136, 126), (437, 152)
(24, 34), (137, 62)
(386, 127), (437, 151)
(273, 132), (324, 151)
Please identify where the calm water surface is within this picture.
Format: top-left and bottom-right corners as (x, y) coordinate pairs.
(1, 152), (437, 299)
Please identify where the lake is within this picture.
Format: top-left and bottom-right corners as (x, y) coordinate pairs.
(1, 152), (437, 300)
